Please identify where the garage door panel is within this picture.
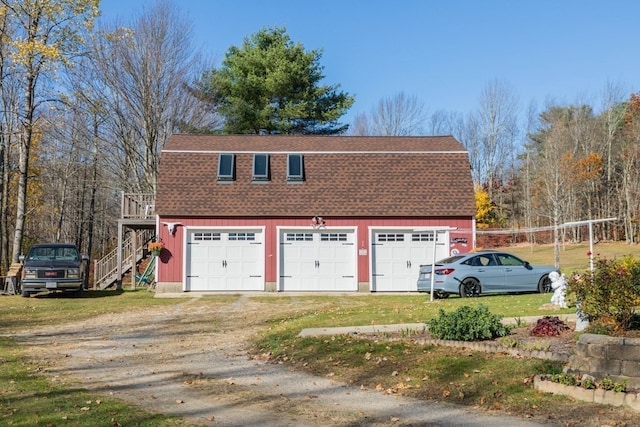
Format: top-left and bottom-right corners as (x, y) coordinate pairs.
(298, 246), (317, 261)
(281, 244), (314, 277)
(372, 231), (449, 292)
(187, 230), (264, 291)
(280, 230), (356, 291)
(188, 276), (209, 291)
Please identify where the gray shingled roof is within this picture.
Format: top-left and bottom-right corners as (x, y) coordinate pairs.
(156, 134), (475, 218)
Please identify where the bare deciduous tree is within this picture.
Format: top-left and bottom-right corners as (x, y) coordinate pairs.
(349, 112), (370, 136)
(350, 91), (427, 136)
(1, 0), (99, 263)
(90, 0), (215, 192)
(426, 109), (463, 137)
(474, 79), (520, 196)
(0, 4), (20, 272)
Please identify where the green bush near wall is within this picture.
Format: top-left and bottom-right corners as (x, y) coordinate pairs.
(428, 304), (512, 341)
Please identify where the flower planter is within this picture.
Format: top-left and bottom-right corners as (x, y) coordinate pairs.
(534, 375), (640, 411)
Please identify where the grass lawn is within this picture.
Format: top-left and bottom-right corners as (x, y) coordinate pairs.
(0, 335), (192, 426)
(1, 241), (639, 426)
(500, 241), (640, 274)
(0, 290), (199, 426)
(252, 290), (639, 426)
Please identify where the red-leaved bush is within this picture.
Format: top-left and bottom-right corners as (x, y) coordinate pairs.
(531, 316), (569, 337)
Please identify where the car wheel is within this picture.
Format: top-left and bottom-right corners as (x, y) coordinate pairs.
(434, 290), (449, 299)
(459, 278), (480, 297)
(21, 289), (30, 298)
(538, 274), (551, 293)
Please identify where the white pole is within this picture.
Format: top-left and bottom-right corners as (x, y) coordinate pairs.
(413, 226), (458, 302)
(588, 222), (594, 272)
(430, 232), (437, 301)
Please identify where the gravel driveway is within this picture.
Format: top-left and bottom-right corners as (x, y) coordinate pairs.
(13, 295), (551, 427)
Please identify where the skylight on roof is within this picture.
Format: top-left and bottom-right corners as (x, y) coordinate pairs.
(217, 153), (235, 181)
(252, 153), (270, 181)
(287, 153), (304, 181)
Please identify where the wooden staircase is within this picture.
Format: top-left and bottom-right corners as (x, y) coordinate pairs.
(93, 230), (154, 289)
(93, 193), (156, 290)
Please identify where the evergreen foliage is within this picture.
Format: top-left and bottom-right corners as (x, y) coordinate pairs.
(201, 26), (354, 135)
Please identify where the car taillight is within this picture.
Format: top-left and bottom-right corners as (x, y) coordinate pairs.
(435, 268), (455, 275)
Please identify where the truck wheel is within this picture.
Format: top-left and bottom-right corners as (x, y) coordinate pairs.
(21, 289), (30, 298)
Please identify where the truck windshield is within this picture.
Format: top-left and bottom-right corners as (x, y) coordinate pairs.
(27, 247), (79, 261)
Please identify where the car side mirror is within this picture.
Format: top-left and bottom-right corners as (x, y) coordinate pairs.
(18, 254), (25, 263)
(82, 254), (89, 262)
(524, 261), (532, 270)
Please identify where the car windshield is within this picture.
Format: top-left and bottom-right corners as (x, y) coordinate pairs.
(27, 246), (79, 261)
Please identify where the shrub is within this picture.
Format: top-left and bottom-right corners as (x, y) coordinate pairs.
(547, 374), (626, 392)
(428, 304), (512, 341)
(584, 318), (618, 336)
(601, 377), (627, 393)
(530, 316), (569, 337)
(550, 372), (577, 386)
(568, 256), (640, 331)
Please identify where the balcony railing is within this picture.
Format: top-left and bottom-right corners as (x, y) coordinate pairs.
(121, 193), (155, 219)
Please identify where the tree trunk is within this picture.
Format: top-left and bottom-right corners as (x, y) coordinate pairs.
(12, 74), (35, 262)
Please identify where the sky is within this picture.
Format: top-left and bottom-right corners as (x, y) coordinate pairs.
(98, 0), (640, 126)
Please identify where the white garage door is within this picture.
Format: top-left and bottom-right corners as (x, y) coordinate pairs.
(187, 230), (264, 291)
(371, 230), (449, 292)
(280, 230), (356, 291)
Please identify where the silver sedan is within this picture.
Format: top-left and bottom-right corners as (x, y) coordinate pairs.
(417, 250), (557, 298)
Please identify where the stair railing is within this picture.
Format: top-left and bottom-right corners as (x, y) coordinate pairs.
(93, 229), (155, 289)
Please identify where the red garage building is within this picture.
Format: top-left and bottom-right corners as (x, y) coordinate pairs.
(153, 134), (476, 293)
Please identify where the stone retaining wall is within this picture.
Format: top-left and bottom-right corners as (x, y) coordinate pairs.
(411, 338), (570, 362)
(566, 333), (640, 389)
(534, 375), (640, 411)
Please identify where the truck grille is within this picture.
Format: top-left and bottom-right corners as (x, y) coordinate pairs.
(38, 270), (65, 279)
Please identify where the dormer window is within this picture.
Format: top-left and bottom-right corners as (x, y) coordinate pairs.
(287, 153), (304, 182)
(217, 153), (235, 181)
(252, 153), (270, 181)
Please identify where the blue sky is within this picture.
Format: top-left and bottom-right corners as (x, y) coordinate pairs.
(99, 0), (640, 124)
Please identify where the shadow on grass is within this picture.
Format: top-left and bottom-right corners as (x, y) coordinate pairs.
(81, 289), (125, 298)
(27, 289), (125, 299)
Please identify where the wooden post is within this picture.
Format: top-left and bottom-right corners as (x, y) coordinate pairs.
(131, 230), (138, 290)
(116, 221), (123, 290)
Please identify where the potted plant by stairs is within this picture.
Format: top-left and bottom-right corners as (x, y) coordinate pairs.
(148, 241), (164, 256)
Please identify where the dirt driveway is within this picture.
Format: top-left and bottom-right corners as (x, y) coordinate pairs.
(13, 295), (551, 427)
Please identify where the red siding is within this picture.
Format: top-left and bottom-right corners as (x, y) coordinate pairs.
(156, 216), (474, 288)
